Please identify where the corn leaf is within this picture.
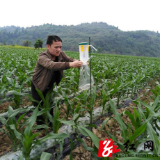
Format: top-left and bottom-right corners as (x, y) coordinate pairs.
(147, 123), (160, 154)
(110, 100), (128, 141)
(129, 122), (147, 144)
(78, 125), (99, 149)
(40, 152), (52, 160)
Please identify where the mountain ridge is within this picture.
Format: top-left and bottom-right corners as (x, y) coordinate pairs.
(0, 22), (160, 57)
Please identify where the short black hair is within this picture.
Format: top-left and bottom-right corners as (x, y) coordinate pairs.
(46, 35), (62, 45)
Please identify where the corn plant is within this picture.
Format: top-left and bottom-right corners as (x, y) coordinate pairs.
(47, 100), (61, 133)
(62, 95), (73, 120)
(100, 100), (148, 154)
(138, 96), (160, 136)
(100, 97), (160, 158)
(72, 90), (90, 117)
(0, 106), (32, 151)
(101, 85), (109, 115)
(87, 86), (97, 129)
(18, 151), (52, 160)
(18, 152), (52, 160)
(35, 88), (54, 130)
(128, 97), (160, 155)
(151, 81), (160, 98)
(40, 132), (69, 160)
(17, 117), (68, 160)
(59, 113), (101, 160)
(0, 105), (47, 159)
(8, 90), (27, 109)
(0, 83), (7, 99)
(12, 106), (40, 159)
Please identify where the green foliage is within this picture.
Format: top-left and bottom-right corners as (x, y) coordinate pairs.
(23, 40), (31, 47)
(34, 39), (43, 49)
(0, 106), (31, 151)
(1, 46), (160, 159)
(40, 152), (52, 160)
(8, 90), (27, 109)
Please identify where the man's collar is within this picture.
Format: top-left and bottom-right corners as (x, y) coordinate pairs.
(46, 50), (62, 62)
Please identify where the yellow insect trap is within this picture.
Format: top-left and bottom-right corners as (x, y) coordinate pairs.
(78, 42), (94, 91)
(79, 42), (89, 65)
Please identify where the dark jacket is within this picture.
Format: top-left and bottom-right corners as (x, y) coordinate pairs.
(32, 50), (76, 92)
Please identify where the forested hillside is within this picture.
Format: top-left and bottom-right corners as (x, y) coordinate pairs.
(1, 22), (160, 57)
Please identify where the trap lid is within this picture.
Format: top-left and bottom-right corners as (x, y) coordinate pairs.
(79, 42), (88, 45)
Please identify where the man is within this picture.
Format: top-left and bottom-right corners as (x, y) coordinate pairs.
(31, 35), (83, 125)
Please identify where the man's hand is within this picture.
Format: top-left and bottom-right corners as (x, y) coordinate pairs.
(69, 61), (83, 68)
(86, 62), (89, 65)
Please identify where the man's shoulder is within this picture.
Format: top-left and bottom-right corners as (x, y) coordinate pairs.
(60, 51), (66, 56)
(39, 50), (48, 56)
(38, 50), (52, 58)
(58, 51), (66, 58)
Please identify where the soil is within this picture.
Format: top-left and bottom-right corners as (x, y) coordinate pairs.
(0, 96), (32, 114)
(0, 80), (156, 159)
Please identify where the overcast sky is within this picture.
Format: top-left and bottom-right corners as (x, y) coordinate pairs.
(0, 0), (160, 32)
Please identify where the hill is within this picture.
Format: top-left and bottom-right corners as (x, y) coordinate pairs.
(0, 22), (160, 57)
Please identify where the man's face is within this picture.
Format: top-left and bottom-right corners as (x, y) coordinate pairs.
(47, 41), (62, 57)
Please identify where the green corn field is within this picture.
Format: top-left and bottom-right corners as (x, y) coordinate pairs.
(0, 45), (160, 160)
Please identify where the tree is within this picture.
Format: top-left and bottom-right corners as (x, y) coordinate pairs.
(34, 41), (39, 49)
(23, 40), (31, 47)
(3, 40), (6, 45)
(34, 39), (43, 49)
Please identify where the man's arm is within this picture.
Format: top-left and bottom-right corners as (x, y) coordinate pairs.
(38, 53), (70, 71)
(61, 51), (83, 68)
(61, 51), (78, 62)
(38, 52), (82, 70)
(69, 61), (83, 68)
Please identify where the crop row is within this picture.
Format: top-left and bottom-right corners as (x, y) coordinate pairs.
(0, 46), (160, 159)
(1, 46), (160, 105)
